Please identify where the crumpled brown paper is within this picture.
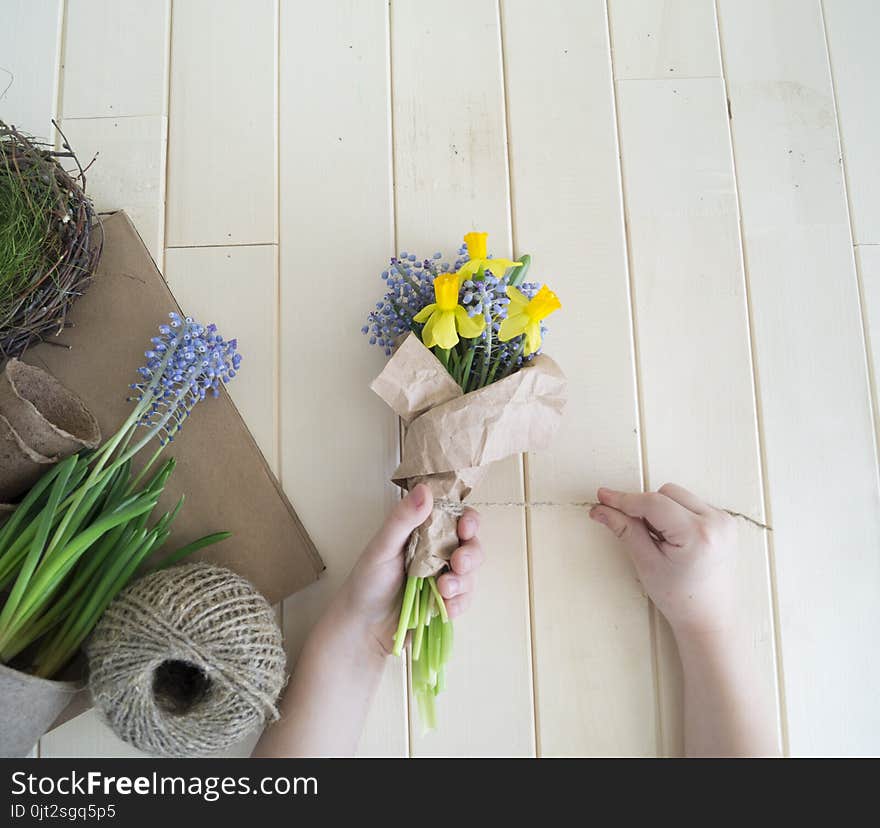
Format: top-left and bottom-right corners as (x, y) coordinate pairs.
(371, 333), (567, 578)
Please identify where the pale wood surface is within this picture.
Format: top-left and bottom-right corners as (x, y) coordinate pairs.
(392, 0), (535, 757)
(608, 0), (721, 80)
(0, 0), (63, 141)
(718, 0), (880, 756)
(4, 0), (876, 757)
(613, 75), (780, 756)
(59, 116), (167, 261)
(165, 0), (277, 247)
(60, 0), (170, 119)
(503, 0), (654, 757)
(277, 0), (408, 759)
(822, 0), (880, 244)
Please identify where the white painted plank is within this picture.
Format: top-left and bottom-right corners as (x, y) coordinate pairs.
(61, 0), (170, 118)
(614, 75), (781, 756)
(392, 0), (535, 757)
(278, 0), (407, 757)
(166, 0), (276, 247)
(165, 244), (277, 472)
(40, 709), (263, 758)
(502, 0), (655, 756)
(858, 245), (880, 442)
(608, 0), (721, 80)
(823, 0), (880, 243)
(41, 711), (148, 758)
(0, 0), (63, 140)
(718, 0), (880, 756)
(59, 116), (167, 262)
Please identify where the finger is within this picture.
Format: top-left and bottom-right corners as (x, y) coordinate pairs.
(367, 484), (433, 560)
(437, 570), (475, 599)
(444, 592), (473, 620)
(589, 505), (661, 561)
(597, 487), (696, 544)
(457, 508), (480, 542)
(450, 538), (483, 575)
(657, 483), (710, 515)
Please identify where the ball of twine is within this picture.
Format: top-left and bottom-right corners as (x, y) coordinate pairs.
(87, 562), (287, 757)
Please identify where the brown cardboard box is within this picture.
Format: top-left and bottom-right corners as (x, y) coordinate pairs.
(23, 211), (324, 603)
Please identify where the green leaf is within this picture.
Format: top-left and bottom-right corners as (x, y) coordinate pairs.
(152, 530), (230, 571)
(508, 253), (531, 287)
(0, 455), (76, 642)
(8, 496), (159, 634)
(0, 458), (69, 557)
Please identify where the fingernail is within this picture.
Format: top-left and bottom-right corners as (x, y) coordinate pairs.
(411, 485), (426, 509)
(461, 516), (475, 536)
(458, 554), (472, 572)
(590, 508), (608, 526)
(444, 577), (460, 595)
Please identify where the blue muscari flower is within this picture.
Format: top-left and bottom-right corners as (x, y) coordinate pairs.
(364, 249), (554, 377)
(128, 312), (242, 446)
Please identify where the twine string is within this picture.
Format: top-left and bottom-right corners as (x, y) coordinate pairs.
(440, 499), (773, 542)
(87, 563), (287, 758)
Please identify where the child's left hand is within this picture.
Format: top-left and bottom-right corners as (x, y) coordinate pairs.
(341, 483), (483, 655)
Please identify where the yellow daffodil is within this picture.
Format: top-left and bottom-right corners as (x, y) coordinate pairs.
(413, 272), (486, 350)
(499, 284), (562, 356)
(457, 231), (523, 280)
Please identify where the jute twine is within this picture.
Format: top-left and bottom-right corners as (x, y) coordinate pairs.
(87, 563), (287, 757)
(404, 497), (464, 574)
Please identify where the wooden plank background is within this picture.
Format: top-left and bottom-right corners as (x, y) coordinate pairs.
(1, 0), (877, 757)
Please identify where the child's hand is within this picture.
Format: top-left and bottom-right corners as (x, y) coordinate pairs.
(342, 483), (483, 655)
(589, 484), (737, 637)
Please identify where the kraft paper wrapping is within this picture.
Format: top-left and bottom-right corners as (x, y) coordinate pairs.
(371, 333), (567, 578)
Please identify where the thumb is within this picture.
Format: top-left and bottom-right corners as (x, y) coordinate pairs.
(368, 484), (434, 561)
(590, 505), (657, 563)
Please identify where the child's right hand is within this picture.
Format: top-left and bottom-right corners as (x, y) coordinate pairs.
(589, 484), (737, 638)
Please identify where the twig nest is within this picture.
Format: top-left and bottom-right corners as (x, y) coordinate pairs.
(0, 121), (101, 360)
(87, 563), (287, 757)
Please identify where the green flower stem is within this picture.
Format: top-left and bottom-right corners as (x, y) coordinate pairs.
(407, 577), (421, 630)
(429, 615), (442, 675)
(391, 575), (418, 657)
(416, 579), (434, 658)
(427, 576), (449, 623)
(436, 665), (446, 694)
(440, 618), (453, 664)
(458, 347), (476, 392)
(477, 326), (493, 390)
(125, 445), (163, 495)
(38, 335), (174, 560)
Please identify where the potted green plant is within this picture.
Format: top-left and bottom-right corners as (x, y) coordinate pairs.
(0, 312), (238, 756)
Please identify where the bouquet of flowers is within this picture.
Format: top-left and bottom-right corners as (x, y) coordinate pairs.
(365, 232), (567, 728)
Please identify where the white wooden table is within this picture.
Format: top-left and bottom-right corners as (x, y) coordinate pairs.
(2, 0), (878, 758)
